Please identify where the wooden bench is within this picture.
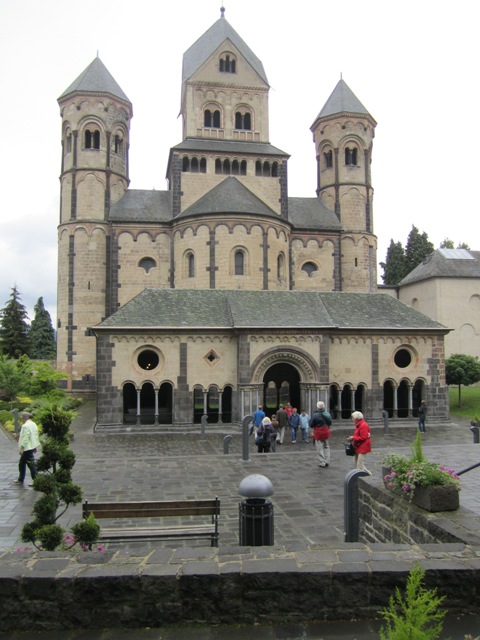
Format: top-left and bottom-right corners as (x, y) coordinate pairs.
(82, 497), (220, 547)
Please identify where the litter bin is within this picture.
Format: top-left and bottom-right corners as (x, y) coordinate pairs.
(238, 474), (274, 546)
(239, 498), (274, 546)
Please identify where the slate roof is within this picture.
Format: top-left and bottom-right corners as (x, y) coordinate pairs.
(288, 198), (342, 230)
(399, 249), (480, 286)
(95, 290), (446, 332)
(312, 79), (375, 126)
(182, 13), (268, 86)
(108, 181), (342, 231)
(109, 190), (173, 223)
(58, 57), (131, 107)
(171, 138), (288, 157)
(178, 177), (277, 219)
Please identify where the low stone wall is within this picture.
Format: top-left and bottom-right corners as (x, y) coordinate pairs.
(2, 540), (480, 631)
(2, 479), (480, 632)
(358, 479), (480, 545)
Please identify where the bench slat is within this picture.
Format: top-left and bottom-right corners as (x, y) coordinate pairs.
(99, 525), (215, 540)
(82, 497), (220, 546)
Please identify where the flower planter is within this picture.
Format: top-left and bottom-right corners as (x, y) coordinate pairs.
(411, 484), (460, 512)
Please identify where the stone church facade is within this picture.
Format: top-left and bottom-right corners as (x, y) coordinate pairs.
(56, 10), (449, 427)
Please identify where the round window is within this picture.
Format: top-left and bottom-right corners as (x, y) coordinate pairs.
(137, 350), (159, 371)
(394, 348), (412, 368)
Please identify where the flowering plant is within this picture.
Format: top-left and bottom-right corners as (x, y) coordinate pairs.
(382, 432), (460, 496)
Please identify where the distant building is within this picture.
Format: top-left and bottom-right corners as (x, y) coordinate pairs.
(396, 249), (480, 358)
(56, 9), (449, 426)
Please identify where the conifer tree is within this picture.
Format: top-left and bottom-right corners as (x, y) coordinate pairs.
(29, 297), (56, 359)
(380, 240), (407, 285)
(404, 225), (434, 274)
(0, 285), (29, 358)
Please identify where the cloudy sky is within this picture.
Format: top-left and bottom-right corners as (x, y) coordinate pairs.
(0, 0), (478, 326)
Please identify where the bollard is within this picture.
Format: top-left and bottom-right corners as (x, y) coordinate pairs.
(242, 414), (253, 462)
(238, 474), (274, 546)
(223, 434), (234, 454)
(381, 409), (389, 434)
(200, 414), (208, 440)
(344, 468), (370, 542)
(470, 426), (479, 444)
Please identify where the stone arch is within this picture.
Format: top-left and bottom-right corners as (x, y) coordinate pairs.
(250, 346), (319, 384)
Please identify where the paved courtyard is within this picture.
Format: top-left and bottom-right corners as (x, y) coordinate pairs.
(2, 402), (480, 552)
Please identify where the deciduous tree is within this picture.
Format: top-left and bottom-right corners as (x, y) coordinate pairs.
(445, 353), (480, 406)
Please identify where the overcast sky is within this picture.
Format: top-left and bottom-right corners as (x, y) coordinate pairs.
(0, 0), (478, 326)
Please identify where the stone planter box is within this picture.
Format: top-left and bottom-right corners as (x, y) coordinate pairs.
(411, 484), (460, 512)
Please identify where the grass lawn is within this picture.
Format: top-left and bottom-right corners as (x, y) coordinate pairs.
(449, 386), (480, 420)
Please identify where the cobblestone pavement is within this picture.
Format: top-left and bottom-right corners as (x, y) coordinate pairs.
(2, 402), (480, 552)
(2, 405), (480, 638)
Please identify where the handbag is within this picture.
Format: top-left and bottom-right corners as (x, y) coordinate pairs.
(344, 440), (356, 456)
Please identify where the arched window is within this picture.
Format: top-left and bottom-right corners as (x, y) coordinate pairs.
(182, 156), (190, 172)
(219, 53), (236, 73)
(240, 160), (247, 175)
(114, 135), (123, 154)
(215, 159), (222, 174)
(232, 160), (239, 175)
(85, 128), (100, 149)
(277, 253), (285, 280)
(235, 110), (252, 131)
(272, 162), (279, 177)
(255, 160), (262, 176)
(187, 252), (195, 278)
(345, 147), (358, 166)
(204, 109), (221, 128)
(324, 150), (333, 168)
(223, 158), (231, 174)
(234, 250), (244, 275)
(191, 157), (199, 173)
(139, 257), (157, 273)
(263, 161), (270, 177)
(200, 157), (207, 173)
(66, 133), (72, 154)
(301, 262), (318, 277)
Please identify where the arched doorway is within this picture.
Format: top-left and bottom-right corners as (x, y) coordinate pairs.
(397, 380), (409, 418)
(123, 382), (137, 424)
(341, 384), (353, 419)
(383, 380), (395, 418)
(140, 383), (155, 424)
(158, 382), (173, 424)
(262, 362), (301, 415)
(412, 379), (425, 418)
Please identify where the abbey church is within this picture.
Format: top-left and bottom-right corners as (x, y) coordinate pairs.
(56, 9), (449, 427)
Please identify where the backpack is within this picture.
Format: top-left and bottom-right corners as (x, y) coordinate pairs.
(255, 425), (269, 445)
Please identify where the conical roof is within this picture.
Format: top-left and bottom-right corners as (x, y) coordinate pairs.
(182, 11), (268, 85)
(313, 79), (374, 124)
(58, 57), (131, 106)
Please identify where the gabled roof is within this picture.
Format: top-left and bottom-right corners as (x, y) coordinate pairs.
(178, 176), (277, 219)
(312, 79), (375, 126)
(182, 13), (268, 85)
(95, 290), (446, 332)
(399, 249), (480, 286)
(58, 57), (131, 107)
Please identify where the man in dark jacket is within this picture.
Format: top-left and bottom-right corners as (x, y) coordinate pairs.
(309, 401), (333, 467)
